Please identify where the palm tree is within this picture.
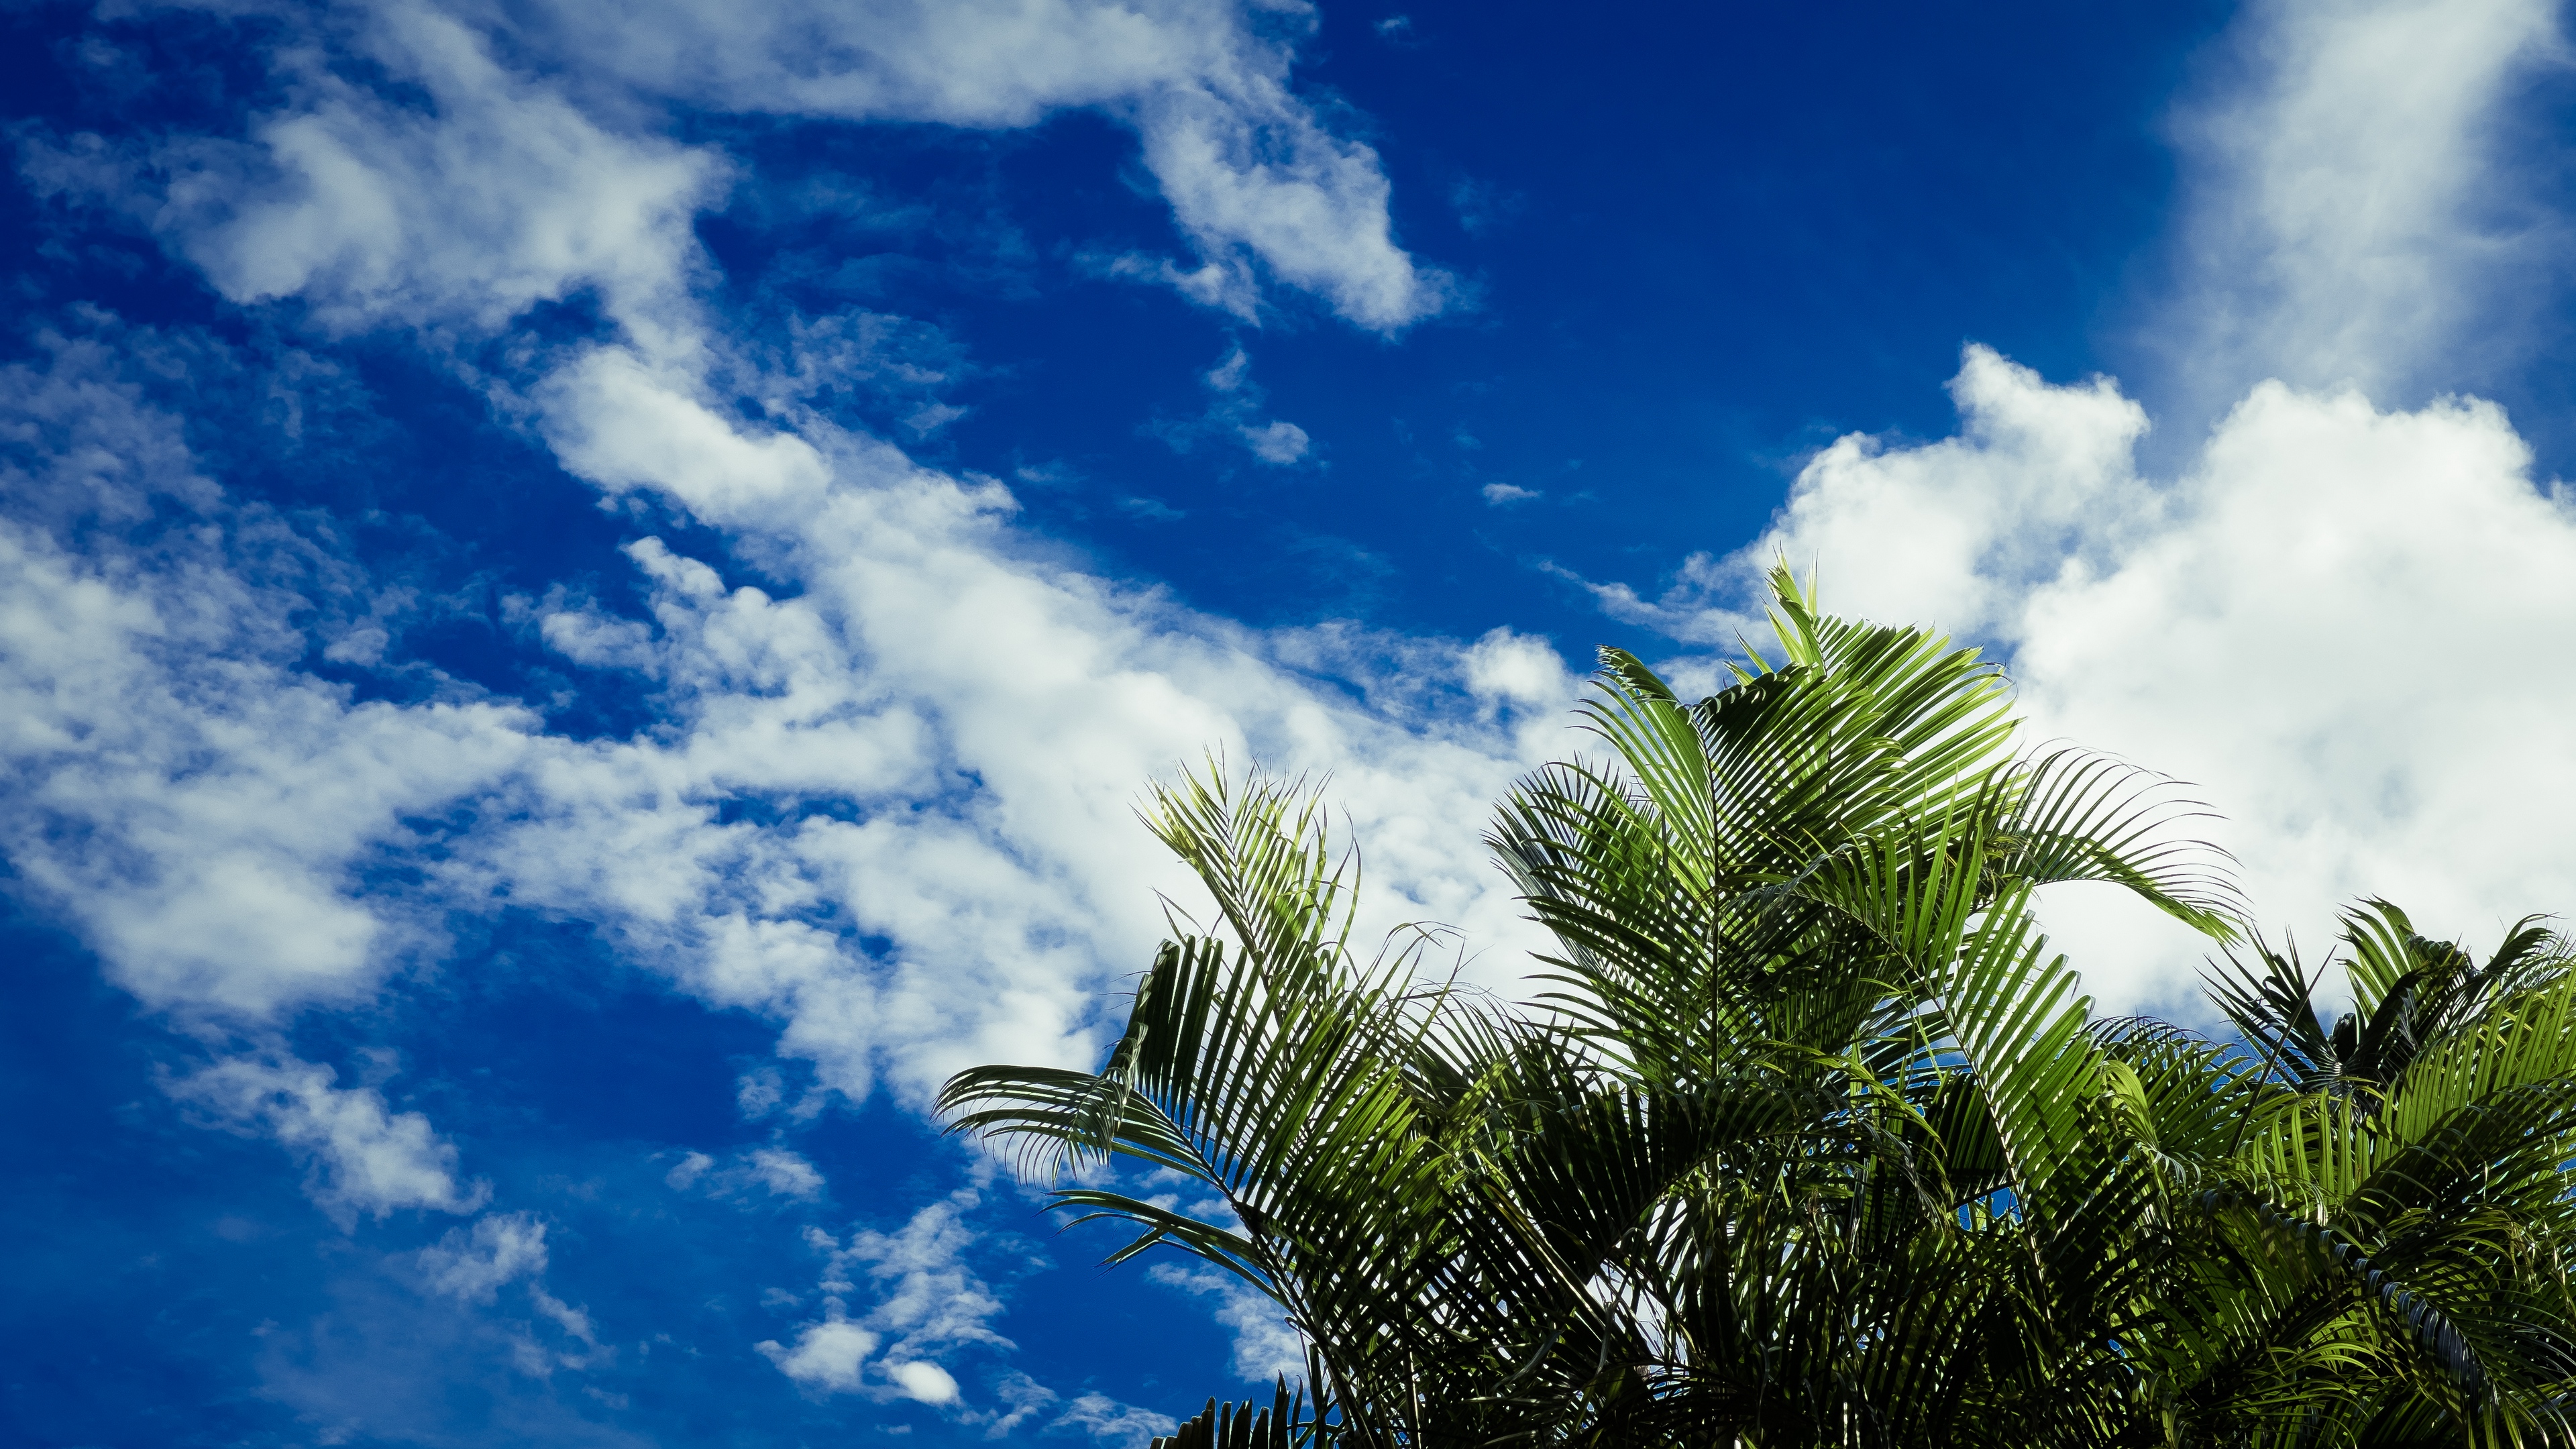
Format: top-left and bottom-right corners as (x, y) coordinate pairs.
(940, 570), (2576, 1447)
(2097, 904), (2576, 1446)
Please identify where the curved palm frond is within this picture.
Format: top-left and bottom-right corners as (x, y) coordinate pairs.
(938, 568), (2576, 1449)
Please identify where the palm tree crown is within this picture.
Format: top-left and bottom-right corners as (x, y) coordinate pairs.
(942, 570), (2576, 1448)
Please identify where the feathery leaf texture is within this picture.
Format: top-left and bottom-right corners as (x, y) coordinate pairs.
(941, 567), (2576, 1448)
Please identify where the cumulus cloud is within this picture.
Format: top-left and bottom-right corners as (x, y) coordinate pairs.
(760, 1320), (881, 1394)
(1625, 345), (2576, 1012)
(1589, 347), (2151, 647)
(1587, 0), (2576, 1013)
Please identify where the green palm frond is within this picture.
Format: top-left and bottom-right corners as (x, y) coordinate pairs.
(938, 568), (2576, 1449)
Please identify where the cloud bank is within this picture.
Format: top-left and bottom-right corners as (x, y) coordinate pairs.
(1618, 347), (2576, 1008)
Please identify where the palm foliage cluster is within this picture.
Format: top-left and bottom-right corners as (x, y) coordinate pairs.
(940, 571), (2576, 1448)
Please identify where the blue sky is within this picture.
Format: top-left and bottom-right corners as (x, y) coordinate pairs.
(7, 0), (2576, 1445)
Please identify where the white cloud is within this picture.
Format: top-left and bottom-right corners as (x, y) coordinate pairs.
(666, 1146), (828, 1201)
(1462, 628), (1574, 715)
(971, 1374), (1179, 1444)
(1148, 1264), (1307, 1382)
(172, 1055), (486, 1224)
(1481, 482), (1538, 505)
(1591, 0), (2576, 1014)
(1158, 347), (1315, 466)
(494, 0), (1446, 329)
(1593, 347), (2150, 647)
(419, 1212), (551, 1301)
(1, 344), (1566, 1087)
(886, 1360), (962, 1405)
(7, 9), (1529, 1150)
(2010, 378), (2576, 1008)
(1238, 419), (1311, 465)
(759, 1320), (880, 1393)
(142, 0), (723, 343)
(760, 1191), (1014, 1402)
(841, 1190), (1013, 1362)
(1128, 76), (1442, 329)
(747, 1148), (826, 1197)
(0, 339), (535, 1019)
(1636, 347), (2576, 1014)
(1049, 1392), (1182, 1447)
(2157, 0), (2565, 411)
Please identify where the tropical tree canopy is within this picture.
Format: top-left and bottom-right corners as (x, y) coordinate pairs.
(939, 570), (2576, 1449)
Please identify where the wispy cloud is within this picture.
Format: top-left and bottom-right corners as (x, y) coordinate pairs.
(172, 1054), (486, 1226)
(519, 0), (1450, 329)
(759, 1191), (1008, 1407)
(2154, 0), (2567, 412)
(1153, 346), (1313, 466)
(0, 19), (1572, 1352)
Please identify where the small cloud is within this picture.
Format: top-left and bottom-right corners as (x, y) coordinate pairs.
(759, 1321), (879, 1393)
(1454, 429), (1482, 449)
(1087, 251), (1260, 321)
(1119, 496), (1185, 521)
(1238, 420), (1310, 466)
(1463, 629), (1574, 713)
(737, 1067), (784, 1118)
(1053, 1393), (1179, 1448)
(1375, 15), (1415, 42)
(885, 1360), (959, 1404)
(904, 402), (968, 435)
(1481, 482), (1540, 505)
(170, 1054), (485, 1226)
(1151, 346), (1316, 467)
(745, 1148), (826, 1200)
(665, 1146), (826, 1201)
(1204, 349), (1252, 392)
(419, 1213), (549, 1303)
